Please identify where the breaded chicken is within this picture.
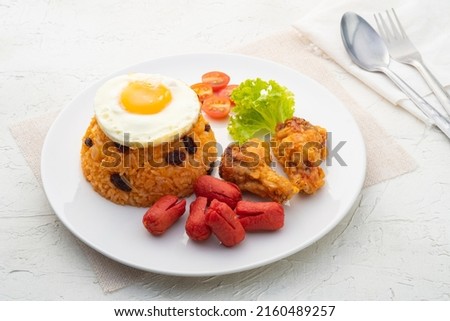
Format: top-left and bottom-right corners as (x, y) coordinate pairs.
(272, 117), (327, 194)
(219, 139), (298, 203)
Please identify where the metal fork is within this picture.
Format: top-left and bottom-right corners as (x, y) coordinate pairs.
(374, 8), (450, 117)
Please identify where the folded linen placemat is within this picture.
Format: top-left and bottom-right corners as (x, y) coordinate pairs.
(10, 28), (416, 293)
(10, 112), (148, 291)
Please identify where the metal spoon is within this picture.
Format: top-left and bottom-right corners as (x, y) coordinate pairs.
(340, 11), (450, 139)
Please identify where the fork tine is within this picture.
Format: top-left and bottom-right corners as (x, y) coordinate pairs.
(391, 8), (407, 38)
(386, 9), (402, 39)
(374, 14), (387, 41)
(376, 12), (393, 42)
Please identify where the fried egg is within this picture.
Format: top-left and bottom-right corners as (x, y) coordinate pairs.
(94, 73), (200, 146)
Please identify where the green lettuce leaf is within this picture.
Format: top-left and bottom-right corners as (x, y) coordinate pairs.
(227, 78), (295, 143)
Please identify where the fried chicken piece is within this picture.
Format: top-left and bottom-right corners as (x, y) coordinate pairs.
(219, 138), (298, 203)
(272, 117), (327, 194)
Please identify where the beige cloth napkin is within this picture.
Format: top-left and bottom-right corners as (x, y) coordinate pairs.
(9, 29), (416, 292)
(293, 0), (450, 124)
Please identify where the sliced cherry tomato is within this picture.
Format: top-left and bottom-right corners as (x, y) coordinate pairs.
(201, 96), (231, 119)
(190, 83), (213, 102)
(201, 71), (230, 92)
(218, 84), (238, 106)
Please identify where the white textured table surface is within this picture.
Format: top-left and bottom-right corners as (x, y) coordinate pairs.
(1, 0), (449, 300)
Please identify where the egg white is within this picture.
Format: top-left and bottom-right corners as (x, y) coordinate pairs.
(94, 73), (200, 147)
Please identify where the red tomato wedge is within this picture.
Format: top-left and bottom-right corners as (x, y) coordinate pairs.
(201, 71), (230, 92)
(190, 83), (213, 102)
(218, 84), (238, 106)
(201, 96), (231, 119)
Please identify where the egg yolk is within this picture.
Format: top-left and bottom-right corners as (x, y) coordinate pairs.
(120, 81), (172, 114)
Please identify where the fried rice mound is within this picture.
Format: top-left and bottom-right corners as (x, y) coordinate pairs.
(80, 114), (217, 207)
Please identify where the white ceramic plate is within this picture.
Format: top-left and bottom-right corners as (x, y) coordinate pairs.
(41, 53), (366, 276)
